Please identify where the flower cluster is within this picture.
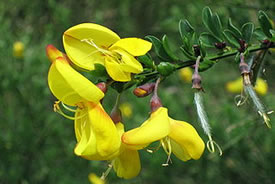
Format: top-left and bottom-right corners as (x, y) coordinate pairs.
(46, 23), (205, 180)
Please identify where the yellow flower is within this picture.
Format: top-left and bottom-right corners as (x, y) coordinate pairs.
(226, 77), (268, 96)
(63, 23), (152, 82)
(46, 45), (120, 160)
(122, 107), (205, 163)
(112, 123), (141, 179)
(13, 41), (24, 59)
(179, 67), (192, 83)
(88, 173), (105, 184)
(119, 103), (132, 118)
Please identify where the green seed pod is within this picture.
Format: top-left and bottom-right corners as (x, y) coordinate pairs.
(157, 62), (176, 76)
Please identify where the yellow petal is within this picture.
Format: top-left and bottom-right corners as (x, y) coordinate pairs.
(48, 57), (104, 106)
(74, 107), (98, 157)
(255, 78), (268, 95)
(110, 38), (152, 56)
(104, 56), (131, 82)
(87, 102), (121, 157)
(169, 118), (205, 160)
(113, 49), (143, 74)
(170, 139), (191, 161)
(88, 173), (105, 184)
(46, 44), (64, 63)
(63, 23), (120, 70)
(113, 148), (141, 179)
(122, 107), (170, 149)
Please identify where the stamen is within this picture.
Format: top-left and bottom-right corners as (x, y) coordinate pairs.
(53, 101), (88, 121)
(81, 39), (112, 56)
(146, 142), (162, 153)
(61, 102), (77, 112)
(161, 137), (172, 166)
(100, 164), (113, 180)
(207, 135), (223, 156)
(234, 94), (248, 107)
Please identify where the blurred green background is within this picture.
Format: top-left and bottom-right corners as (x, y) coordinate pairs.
(1, 0), (275, 183)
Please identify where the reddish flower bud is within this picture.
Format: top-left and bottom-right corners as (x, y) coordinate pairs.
(133, 83), (155, 97)
(96, 82), (108, 94)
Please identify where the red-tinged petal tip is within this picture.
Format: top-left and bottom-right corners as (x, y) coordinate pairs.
(46, 44), (64, 63)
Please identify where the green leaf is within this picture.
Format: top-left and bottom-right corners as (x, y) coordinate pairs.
(180, 47), (195, 60)
(179, 19), (194, 40)
(199, 58), (216, 72)
(199, 32), (220, 47)
(157, 62), (176, 76)
(90, 64), (108, 77)
(145, 35), (171, 60)
(270, 30), (275, 42)
(228, 18), (242, 39)
(202, 7), (223, 41)
(162, 35), (179, 61)
(254, 28), (268, 41)
(223, 29), (240, 48)
(137, 54), (155, 69)
(241, 22), (254, 43)
(258, 11), (273, 38)
(202, 7), (213, 33)
(211, 13), (223, 39)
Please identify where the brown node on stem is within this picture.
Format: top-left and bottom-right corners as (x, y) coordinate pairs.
(214, 42), (226, 49)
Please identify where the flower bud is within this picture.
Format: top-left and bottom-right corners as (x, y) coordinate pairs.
(157, 62), (175, 76)
(133, 83), (155, 97)
(96, 82), (108, 94)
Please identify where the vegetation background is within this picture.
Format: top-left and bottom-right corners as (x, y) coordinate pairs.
(0, 0), (275, 183)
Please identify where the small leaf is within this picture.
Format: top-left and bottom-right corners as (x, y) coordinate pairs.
(137, 54), (155, 69)
(223, 29), (240, 48)
(180, 47), (195, 60)
(90, 64), (108, 77)
(179, 19), (194, 40)
(211, 13), (223, 39)
(145, 35), (171, 60)
(162, 35), (179, 61)
(241, 22), (254, 43)
(199, 32), (220, 47)
(228, 18), (242, 39)
(254, 28), (268, 41)
(270, 30), (275, 42)
(258, 11), (273, 38)
(202, 7), (213, 33)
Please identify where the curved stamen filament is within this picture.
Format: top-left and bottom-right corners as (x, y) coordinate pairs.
(101, 164), (113, 180)
(61, 102), (77, 112)
(146, 142), (162, 153)
(81, 39), (113, 56)
(53, 101), (87, 120)
(207, 134), (223, 156)
(234, 94), (248, 107)
(161, 137), (172, 166)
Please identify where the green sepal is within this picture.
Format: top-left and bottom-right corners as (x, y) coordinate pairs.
(199, 32), (220, 47)
(198, 58), (216, 72)
(137, 54), (155, 69)
(258, 11), (273, 38)
(228, 18), (242, 39)
(162, 35), (179, 61)
(223, 29), (240, 48)
(157, 62), (176, 76)
(241, 22), (254, 44)
(145, 35), (171, 60)
(254, 28), (268, 41)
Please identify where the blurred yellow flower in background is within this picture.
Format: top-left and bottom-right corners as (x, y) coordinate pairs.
(13, 41), (25, 59)
(88, 173), (105, 184)
(119, 103), (132, 118)
(226, 77), (268, 96)
(179, 67), (192, 83)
